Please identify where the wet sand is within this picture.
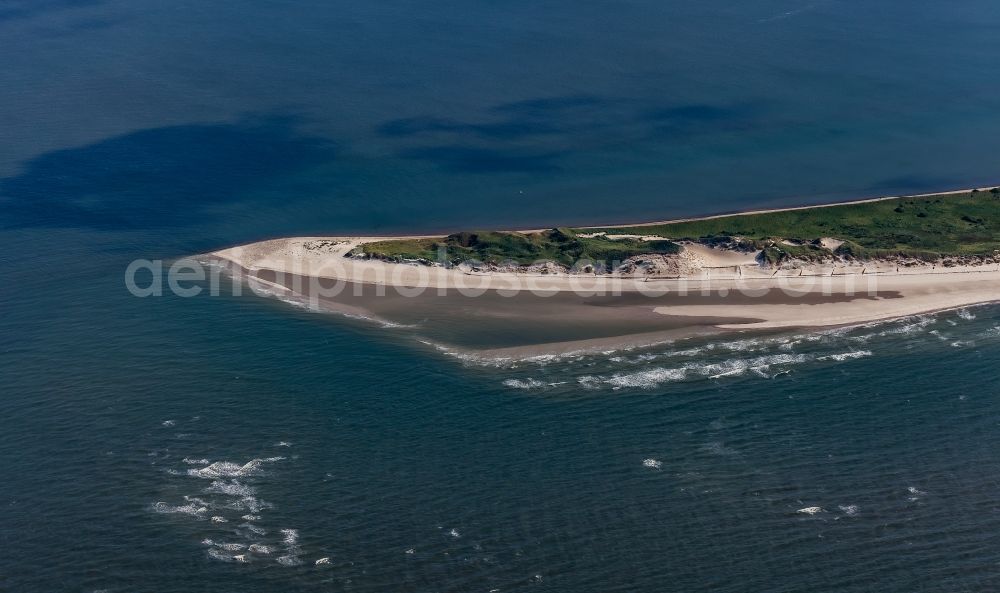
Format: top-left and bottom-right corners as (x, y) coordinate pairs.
(207, 233), (1000, 353)
(226, 263), (901, 354)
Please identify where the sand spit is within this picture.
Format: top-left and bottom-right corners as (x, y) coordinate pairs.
(208, 234), (1000, 339)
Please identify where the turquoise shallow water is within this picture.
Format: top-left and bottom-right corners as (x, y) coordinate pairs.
(4, 1), (1000, 591)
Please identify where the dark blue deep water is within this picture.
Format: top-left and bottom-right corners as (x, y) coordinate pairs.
(4, 1), (1000, 591)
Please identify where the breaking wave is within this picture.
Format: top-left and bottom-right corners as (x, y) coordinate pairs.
(152, 501), (208, 517)
(150, 451), (332, 568)
(481, 307), (1000, 392)
(502, 378), (547, 389)
(817, 350), (872, 362)
(187, 457), (284, 479)
(579, 353), (809, 389)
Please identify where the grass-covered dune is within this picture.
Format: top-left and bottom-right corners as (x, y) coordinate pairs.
(356, 228), (680, 269)
(588, 188), (1000, 261)
(356, 188), (1000, 267)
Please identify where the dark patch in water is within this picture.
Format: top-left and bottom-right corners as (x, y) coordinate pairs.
(378, 94), (614, 172)
(380, 96), (771, 173)
(490, 94), (608, 116)
(642, 102), (765, 138)
(377, 116), (561, 140)
(376, 94), (606, 141)
(0, 116), (338, 230)
(396, 145), (563, 173)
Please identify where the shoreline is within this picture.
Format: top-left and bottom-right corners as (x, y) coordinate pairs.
(204, 184), (1000, 353)
(575, 185), (1000, 231)
(206, 252), (1000, 359)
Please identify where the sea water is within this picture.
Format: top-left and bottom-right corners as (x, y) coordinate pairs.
(4, 1), (1000, 591)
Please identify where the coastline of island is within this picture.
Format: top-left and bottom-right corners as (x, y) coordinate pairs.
(205, 186), (1000, 354)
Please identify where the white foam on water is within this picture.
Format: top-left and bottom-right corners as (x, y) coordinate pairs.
(187, 457), (284, 479)
(642, 458), (662, 469)
(817, 350), (872, 362)
(206, 479), (256, 498)
(207, 548), (237, 562)
(797, 506), (823, 515)
(162, 420), (175, 427)
(708, 368), (745, 379)
(502, 378), (546, 389)
(155, 447), (312, 567)
(850, 315), (938, 341)
(698, 353), (809, 379)
(584, 353), (809, 389)
(611, 348), (699, 365)
(838, 504), (860, 517)
(340, 311), (416, 329)
(957, 309), (976, 320)
(430, 343), (514, 368)
(430, 337), (685, 369)
(277, 528), (305, 565)
(239, 523), (267, 536)
(275, 441), (293, 447)
(315, 557), (331, 565)
(951, 340), (974, 348)
(929, 330), (949, 341)
(448, 528), (461, 538)
(152, 501), (208, 517)
(601, 367), (687, 389)
(246, 275), (416, 329)
(517, 351), (588, 366)
(668, 346), (707, 358)
(214, 542), (247, 551)
(715, 338), (766, 352)
(183, 495), (211, 507)
(247, 281), (320, 313)
(225, 496), (272, 513)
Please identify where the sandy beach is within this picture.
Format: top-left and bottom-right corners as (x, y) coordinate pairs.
(208, 229), (1000, 353)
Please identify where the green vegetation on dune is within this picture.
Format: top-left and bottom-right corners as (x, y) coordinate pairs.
(581, 189), (1000, 259)
(355, 189), (1000, 268)
(356, 228), (680, 269)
